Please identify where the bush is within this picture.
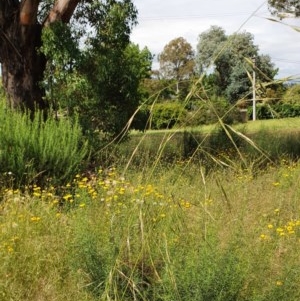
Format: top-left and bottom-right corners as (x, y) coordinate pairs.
(248, 102), (300, 120)
(131, 105), (151, 131)
(277, 102), (300, 118)
(150, 102), (187, 129)
(282, 84), (300, 104)
(248, 103), (278, 120)
(183, 97), (241, 127)
(0, 102), (89, 187)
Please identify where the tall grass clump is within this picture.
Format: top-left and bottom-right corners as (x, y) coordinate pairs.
(241, 127), (300, 161)
(0, 101), (89, 187)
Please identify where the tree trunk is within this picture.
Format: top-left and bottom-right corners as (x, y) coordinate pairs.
(0, 1), (47, 111)
(0, 0), (81, 112)
(2, 26), (47, 111)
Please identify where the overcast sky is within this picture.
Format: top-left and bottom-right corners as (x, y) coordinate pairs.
(131, 0), (300, 79)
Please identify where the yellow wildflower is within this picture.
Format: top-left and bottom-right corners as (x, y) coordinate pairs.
(260, 234), (267, 240)
(63, 194), (73, 200)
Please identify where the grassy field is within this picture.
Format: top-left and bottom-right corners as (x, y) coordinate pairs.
(131, 117), (300, 135)
(1, 118), (300, 300)
(115, 117), (300, 171)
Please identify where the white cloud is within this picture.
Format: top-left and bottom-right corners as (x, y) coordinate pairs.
(131, 0), (300, 79)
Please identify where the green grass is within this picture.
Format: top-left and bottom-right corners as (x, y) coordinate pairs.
(131, 117), (300, 136)
(235, 117), (300, 133)
(1, 161), (300, 300)
(116, 117), (300, 171)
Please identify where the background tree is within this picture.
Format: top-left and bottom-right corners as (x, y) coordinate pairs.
(41, 0), (151, 141)
(81, 42), (152, 141)
(282, 84), (300, 104)
(196, 25), (227, 74)
(268, 0), (300, 17)
(196, 26), (278, 103)
(159, 37), (195, 95)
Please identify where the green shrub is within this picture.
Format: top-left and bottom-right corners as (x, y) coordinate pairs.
(0, 102), (89, 187)
(248, 103), (278, 120)
(150, 102), (187, 129)
(282, 84), (300, 104)
(183, 97), (241, 127)
(168, 245), (247, 301)
(131, 105), (151, 131)
(277, 102), (300, 118)
(249, 102), (300, 120)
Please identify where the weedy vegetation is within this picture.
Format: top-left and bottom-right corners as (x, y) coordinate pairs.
(1, 86), (300, 300)
(1, 8), (300, 301)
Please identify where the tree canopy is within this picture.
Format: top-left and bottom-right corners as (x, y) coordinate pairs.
(196, 26), (278, 103)
(159, 37), (195, 94)
(268, 0), (300, 17)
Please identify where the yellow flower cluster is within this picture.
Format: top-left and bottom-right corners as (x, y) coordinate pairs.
(0, 167), (193, 255)
(260, 219), (300, 240)
(0, 236), (19, 254)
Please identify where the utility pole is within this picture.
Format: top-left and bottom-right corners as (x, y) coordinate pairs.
(252, 56), (256, 121)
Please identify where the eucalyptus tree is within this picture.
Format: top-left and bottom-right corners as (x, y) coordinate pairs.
(196, 26), (278, 103)
(0, 0), (137, 112)
(159, 37), (195, 94)
(196, 25), (226, 74)
(268, 0), (300, 17)
(0, 0), (78, 110)
(38, 0), (149, 139)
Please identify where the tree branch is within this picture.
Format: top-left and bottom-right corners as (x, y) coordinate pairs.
(20, 0), (40, 25)
(43, 0), (81, 26)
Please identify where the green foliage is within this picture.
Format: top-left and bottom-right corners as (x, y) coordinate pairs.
(170, 245), (247, 301)
(0, 102), (88, 186)
(159, 37), (195, 81)
(196, 26), (278, 103)
(76, 0), (150, 141)
(78, 42), (152, 143)
(268, 0), (300, 17)
(141, 77), (179, 104)
(40, 0), (147, 145)
(81, 0), (138, 50)
(150, 102), (187, 129)
(196, 25), (227, 74)
(248, 103), (277, 120)
(282, 84), (300, 104)
(226, 61), (252, 103)
(248, 101), (300, 120)
(184, 97), (240, 126)
(278, 102), (300, 117)
(41, 21), (82, 111)
(131, 104), (151, 131)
